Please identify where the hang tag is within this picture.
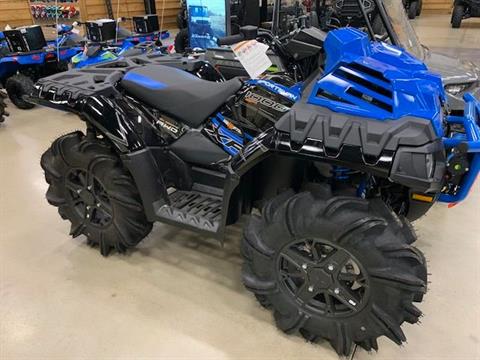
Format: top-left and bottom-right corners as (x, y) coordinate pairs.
(232, 40), (272, 79)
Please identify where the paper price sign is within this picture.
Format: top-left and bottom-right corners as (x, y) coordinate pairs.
(232, 40), (272, 79)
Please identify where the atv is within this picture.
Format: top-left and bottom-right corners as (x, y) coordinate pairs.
(33, 16), (480, 357)
(451, 0), (480, 28)
(71, 18), (169, 69)
(0, 25), (82, 109)
(71, 39), (167, 69)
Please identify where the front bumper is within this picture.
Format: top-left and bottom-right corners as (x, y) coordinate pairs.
(440, 93), (480, 203)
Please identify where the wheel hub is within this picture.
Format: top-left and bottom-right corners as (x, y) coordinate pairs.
(306, 267), (334, 290)
(78, 189), (96, 205)
(65, 169), (113, 228)
(278, 239), (369, 317)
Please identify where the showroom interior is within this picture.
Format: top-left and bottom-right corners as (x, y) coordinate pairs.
(0, 0), (479, 359)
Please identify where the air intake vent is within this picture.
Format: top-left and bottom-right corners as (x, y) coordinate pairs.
(316, 89), (353, 104)
(315, 61), (394, 114)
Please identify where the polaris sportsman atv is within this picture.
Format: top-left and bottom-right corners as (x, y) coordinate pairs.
(33, 20), (480, 356)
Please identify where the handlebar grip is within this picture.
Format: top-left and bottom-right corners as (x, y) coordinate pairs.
(217, 33), (245, 46)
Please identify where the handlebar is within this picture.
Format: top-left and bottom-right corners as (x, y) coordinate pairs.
(217, 33), (245, 46)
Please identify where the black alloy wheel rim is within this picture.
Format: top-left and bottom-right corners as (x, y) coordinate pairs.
(65, 169), (113, 228)
(277, 239), (369, 317)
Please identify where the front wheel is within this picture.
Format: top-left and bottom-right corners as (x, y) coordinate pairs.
(408, 1), (418, 19)
(5, 74), (35, 110)
(41, 131), (153, 256)
(242, 190), (427, 356)
(451, 4), (464, 28)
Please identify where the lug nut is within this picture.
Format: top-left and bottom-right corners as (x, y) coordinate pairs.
(360, 326), (366, 332)
(334, 288), (340, 295)
(308, 285), (314, 292)
(97, 203), (101, 208)
(302, 263), (308, 270)
(327, 264), (334, 271)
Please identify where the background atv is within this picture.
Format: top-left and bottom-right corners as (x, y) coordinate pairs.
(451, 0), (480, 28)
(33, 20), (480, 358)
(0, 25), (82, 109)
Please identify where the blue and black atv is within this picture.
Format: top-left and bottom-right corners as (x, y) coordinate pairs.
(70, 18), (169, 69)
(0, 24), (82, 110)
(32, 4), (479, 356)
(71, 34), (168, 69)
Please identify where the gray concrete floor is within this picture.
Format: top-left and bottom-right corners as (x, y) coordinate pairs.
(1, 14), (480, 360)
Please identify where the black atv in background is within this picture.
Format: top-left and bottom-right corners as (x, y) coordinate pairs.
(451, 0), (480, 27)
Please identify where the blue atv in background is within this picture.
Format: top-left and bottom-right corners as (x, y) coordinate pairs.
(71, 17), (169, 69)
(0, 25), (82, 110)
(31, 2), (479, 356)
(71, 31), (169, 69)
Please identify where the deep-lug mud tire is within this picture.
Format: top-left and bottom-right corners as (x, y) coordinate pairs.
(451, 4), (464, 28)
(5, 74), (35, 110)
(242, 190), (427, 356)
(41, 131), (153, 256)
(0, 90), (8, 123)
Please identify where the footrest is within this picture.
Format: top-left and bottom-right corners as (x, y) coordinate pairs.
(156, 190), (223, 234)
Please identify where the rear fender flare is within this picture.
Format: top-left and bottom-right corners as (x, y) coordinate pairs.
(81, 95), (169, 220)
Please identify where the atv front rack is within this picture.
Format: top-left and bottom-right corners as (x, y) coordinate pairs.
(440, 93), (480, 203)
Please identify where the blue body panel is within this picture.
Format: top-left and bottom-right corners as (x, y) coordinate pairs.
(122, 72), (167, 89)
(308, 28), (445, 136)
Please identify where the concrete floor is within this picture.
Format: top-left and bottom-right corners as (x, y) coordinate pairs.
(1, 14), (480, 360)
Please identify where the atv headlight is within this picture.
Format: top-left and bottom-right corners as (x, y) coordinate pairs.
(445, 83), (472, 95)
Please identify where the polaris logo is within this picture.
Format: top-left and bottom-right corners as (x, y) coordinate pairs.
(244, 91), (290, 113)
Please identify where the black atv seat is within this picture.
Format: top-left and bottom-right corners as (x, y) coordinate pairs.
(121, 65), (242, 128)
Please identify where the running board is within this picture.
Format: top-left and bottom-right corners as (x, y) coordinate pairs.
(155, 190), (224, 236)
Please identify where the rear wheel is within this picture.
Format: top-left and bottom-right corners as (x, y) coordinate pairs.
(451, 4), (464, 28)
(408, 1), (418, 19)
(5, 74), (35, 110)
(41, 131), (153, 256)
(242, 190), (427, 356)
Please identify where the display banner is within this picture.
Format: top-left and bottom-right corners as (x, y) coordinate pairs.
(187, 0), (228, 49)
